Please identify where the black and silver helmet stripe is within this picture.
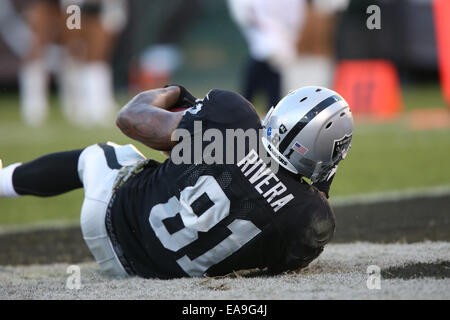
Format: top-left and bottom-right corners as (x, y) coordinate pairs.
(278, 95), (343, 154)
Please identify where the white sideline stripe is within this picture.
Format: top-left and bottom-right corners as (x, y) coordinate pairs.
(330, 184), (450, 206)
(1, 184), (450, 235)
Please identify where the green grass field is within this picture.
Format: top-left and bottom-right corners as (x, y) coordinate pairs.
(0, 84), (449, 226)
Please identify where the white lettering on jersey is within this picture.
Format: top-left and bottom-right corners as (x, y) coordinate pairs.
(237, 150), (294, 212)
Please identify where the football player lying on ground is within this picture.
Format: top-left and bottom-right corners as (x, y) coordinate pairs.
(0, 85), (353, 279)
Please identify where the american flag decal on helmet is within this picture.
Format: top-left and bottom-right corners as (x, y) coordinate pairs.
(293, 142), (308, 155)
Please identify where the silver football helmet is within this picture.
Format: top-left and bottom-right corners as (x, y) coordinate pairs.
(261, 86), (354, 183)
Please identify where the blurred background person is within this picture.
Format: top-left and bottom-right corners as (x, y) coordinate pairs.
(59, 0), (127, 127)
(18, 0), (127, 127)
(286, 0), (349, 92)
(18, 0), (59, 127)
(227, 0), (307, 110)
(128, 0), (201, 94)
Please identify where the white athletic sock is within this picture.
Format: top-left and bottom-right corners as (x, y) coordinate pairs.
(58, 55), (82, 124)
(282, 55), (334, 94)
(19, 60), (49, 127)
(79, 62), (117, 127)
(0, 163), (22, 198)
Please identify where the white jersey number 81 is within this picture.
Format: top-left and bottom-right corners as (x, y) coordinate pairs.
(149, 175), (261, 276)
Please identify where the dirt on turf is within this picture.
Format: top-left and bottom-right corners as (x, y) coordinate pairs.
(382, 261), (450, 280)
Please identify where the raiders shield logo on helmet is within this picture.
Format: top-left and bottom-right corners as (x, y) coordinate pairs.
(332, 135), (352, 160)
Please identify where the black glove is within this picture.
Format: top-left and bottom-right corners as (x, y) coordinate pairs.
(165, 84), (197, 109)
(312, 172), (335, 199)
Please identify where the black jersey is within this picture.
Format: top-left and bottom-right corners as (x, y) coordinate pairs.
(107, 89), (334, 279)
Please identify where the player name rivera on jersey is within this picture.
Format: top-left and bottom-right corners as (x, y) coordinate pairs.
(106, 89), (331, 279)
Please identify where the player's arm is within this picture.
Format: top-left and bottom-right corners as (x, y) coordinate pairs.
(116, 86), (186, 151)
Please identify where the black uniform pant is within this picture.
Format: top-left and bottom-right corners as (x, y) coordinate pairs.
(242, 57), (281, 110)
